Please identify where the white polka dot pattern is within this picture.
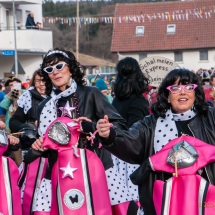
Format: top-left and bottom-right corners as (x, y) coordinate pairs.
(17, 87), (34, 114)
(111, 155), (139, 202)
(33, 178), (52, 212)
(105, 164), (137, 205)
(38, 79), (77, 137)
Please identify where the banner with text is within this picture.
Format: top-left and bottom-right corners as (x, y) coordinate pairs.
(139, 56), (179, 87)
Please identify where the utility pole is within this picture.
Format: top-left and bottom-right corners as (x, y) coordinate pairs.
(76, 0), (79, 61)
(12, 0), (18, 77)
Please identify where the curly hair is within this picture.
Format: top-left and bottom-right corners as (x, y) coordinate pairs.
(29, 68), (48, 88)
(41, 48), (84, 95)
(152, 68), (209, 118)
(114, 57), (149, 99)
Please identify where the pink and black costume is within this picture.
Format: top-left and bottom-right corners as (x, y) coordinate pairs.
(100, 107), (215, 215)
(40, 116), (112, 214)
(0, 132), (22, 215)
(22, 79), (138, 214)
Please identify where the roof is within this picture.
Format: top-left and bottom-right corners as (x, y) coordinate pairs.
(111, 0), (215, 53)
(10, 61), (25, 75)
(74, 53), (115, 68)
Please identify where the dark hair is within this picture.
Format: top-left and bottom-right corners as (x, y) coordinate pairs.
(41, 48), (84, 95)
(4, 76), (21, 87)
(0, 84), (2, 91)
(152, 68), (209, 117)
(114, 57), (149, 99)
(210, 74), (215, 85)
(29, 68), (48, 88)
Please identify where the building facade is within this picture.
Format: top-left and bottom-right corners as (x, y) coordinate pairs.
(112, 0), (215, 72)
(0, 0), (53, 80)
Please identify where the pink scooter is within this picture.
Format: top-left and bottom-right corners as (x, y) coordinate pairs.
(0, 130), (22, 215)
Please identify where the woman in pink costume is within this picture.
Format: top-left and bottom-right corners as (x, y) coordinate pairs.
(22, 48), (139, 215)
(97, 68), (215, 215)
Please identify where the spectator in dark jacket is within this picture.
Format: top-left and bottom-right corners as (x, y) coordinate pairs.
(111, 57), (149, 213)
(25, 12), (37, 29)
(112, 57), (149, 127)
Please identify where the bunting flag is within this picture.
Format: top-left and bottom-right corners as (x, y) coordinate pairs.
(42, 5), (215, 25)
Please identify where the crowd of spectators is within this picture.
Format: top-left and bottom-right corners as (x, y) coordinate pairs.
(196, 67), (215, 86)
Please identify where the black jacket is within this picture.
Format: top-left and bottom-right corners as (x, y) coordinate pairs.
(112, 94), (149, 128)
(24, 85), (127, 178)
(101, 108), (215, 215)
(25, 14), (36, 29)
(9, 89), (45, 133)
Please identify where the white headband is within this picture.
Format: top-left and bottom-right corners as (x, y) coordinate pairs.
(47, 50), (69, 59)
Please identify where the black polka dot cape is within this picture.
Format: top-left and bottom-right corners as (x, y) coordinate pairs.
(154, 108), (196, 153)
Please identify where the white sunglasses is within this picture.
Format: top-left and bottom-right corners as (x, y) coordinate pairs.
(43, 62), (68, 74)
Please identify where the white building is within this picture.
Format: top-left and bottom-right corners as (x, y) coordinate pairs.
(0, 0), (53, 80)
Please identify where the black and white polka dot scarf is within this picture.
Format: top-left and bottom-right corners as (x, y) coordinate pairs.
(38, 79), (77, 136)
(17, 87), (46, 114)
(17, 87), (35, 114)
(154, 108), (196, 153)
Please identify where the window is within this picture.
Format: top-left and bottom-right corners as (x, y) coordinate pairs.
(174, 51), (183, 62)
(200, 50), (208, 61)
(167, 24), (176, 34)
(5, 10), (10, 30)
(136, 26), (144, 36)
(16, 9), (22, 29)
(16, 9), (22, 23)
(139, 52), (147, 61)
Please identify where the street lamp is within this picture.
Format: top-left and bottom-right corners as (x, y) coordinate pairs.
(12, 0), (18, 77)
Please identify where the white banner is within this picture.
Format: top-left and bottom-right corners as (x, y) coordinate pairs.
(139, 56), (179, 87)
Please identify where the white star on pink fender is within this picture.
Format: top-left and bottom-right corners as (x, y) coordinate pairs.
(60, 162), (77, 179)
(59, 101), (75, 118)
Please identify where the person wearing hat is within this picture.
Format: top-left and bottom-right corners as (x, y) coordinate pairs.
(95, 78), (113, 103)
